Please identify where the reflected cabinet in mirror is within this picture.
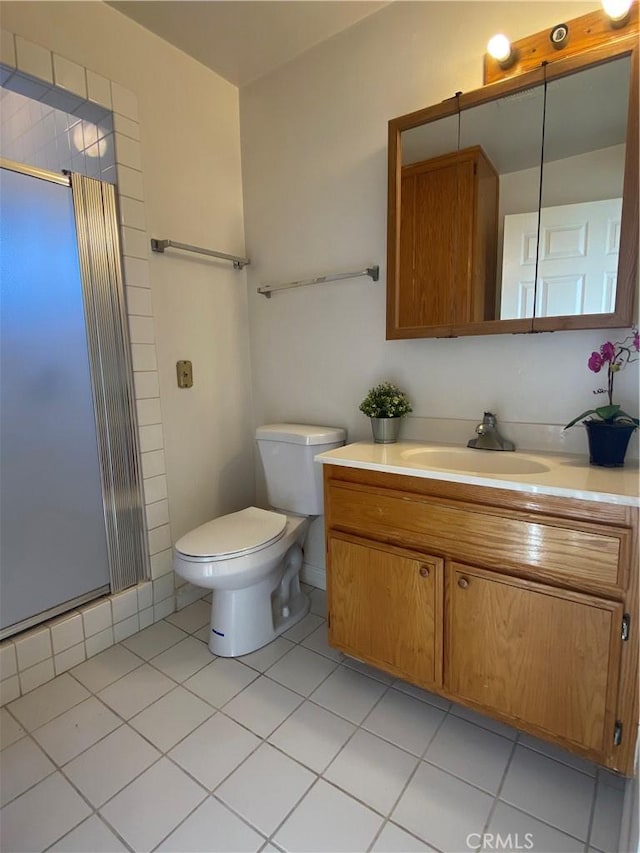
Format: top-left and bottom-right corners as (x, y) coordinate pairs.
(386, 38), (638, 339)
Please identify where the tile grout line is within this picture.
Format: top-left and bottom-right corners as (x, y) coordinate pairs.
(364, 698), (452, 853)
(3, 601), (617, 853)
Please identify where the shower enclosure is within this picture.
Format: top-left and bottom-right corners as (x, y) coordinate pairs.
(0, 161), (148, 639)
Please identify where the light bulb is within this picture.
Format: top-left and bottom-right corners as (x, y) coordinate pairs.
(601, 0), (632, 21)
(487, 33), (513, 63)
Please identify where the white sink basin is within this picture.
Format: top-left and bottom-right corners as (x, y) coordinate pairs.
(400, 447), (551, 476)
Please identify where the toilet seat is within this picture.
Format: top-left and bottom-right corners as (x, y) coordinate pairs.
(174, 506), (287, 562)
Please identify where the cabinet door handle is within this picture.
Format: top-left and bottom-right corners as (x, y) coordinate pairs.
(419, 565), (430, 578)
(458, 577), (469, 589)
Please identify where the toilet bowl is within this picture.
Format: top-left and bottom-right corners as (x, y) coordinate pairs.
(173, 424), (345, 656)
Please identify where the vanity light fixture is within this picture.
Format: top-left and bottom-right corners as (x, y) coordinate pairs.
(602, 0), (633, 25)
(483, 3), (637, 84)
(486, 33), (515, 68)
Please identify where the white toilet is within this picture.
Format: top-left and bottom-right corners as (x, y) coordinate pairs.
(173, 424), (345, 656)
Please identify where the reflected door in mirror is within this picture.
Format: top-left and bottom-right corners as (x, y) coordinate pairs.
(501, 198), (621, 319)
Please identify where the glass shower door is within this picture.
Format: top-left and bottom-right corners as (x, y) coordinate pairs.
(0, 166), (110, 633)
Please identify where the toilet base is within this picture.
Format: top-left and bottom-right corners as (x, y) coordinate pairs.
(206, 561), (310, 657)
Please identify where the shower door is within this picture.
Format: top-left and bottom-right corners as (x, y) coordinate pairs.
(0, 165), (111, 633)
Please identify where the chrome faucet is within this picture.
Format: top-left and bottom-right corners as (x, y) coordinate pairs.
(467, 412), (515, 451)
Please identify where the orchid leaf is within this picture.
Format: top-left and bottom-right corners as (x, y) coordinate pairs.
(593, 404), (621, 421)
(564, 404), (639, 429)
(564, 409), (598, 430)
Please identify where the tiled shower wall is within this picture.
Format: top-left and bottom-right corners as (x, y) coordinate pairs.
(0, 30), (205, 705)
(0, 87), (115, 180)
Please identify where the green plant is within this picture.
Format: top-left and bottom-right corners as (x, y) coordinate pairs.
(564, 329), (639, 429)
(359, 382), (412, 418)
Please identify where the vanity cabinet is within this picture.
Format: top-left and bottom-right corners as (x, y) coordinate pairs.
(328, 533), (442, 687)
(447, 562), (623, 756)
(394, 146), (498, 333)
(323, 464), (638, 774)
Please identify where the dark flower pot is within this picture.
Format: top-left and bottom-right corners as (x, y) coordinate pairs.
(584, 421), (636, 467)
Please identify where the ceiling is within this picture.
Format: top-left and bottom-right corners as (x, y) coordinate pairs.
(106, 1), (390, 87)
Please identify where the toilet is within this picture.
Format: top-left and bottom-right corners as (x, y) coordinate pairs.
(173, 424), (345, 656)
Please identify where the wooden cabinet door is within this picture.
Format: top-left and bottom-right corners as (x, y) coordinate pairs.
(446, 562), (623, 756)
(390, 146), (498, 336)
(327, 533), (443, 687)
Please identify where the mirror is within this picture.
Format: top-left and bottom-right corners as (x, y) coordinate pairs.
(387, 41), (638, 339)
(535, 57), (630, 320)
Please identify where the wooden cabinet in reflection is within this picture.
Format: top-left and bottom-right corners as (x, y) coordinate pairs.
(396, 146), (498, 333)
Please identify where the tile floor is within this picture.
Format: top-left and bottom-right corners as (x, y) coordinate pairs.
(0, 587), (627, 853)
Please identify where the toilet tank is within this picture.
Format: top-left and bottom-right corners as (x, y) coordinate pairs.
(256, 424), (346, 515)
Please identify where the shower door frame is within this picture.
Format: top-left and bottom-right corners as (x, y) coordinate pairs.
(0, 159), (149, 640)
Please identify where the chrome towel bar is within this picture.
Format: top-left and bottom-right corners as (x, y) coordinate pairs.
(258, 265), (379, 298)
(150, 238), (250, 269)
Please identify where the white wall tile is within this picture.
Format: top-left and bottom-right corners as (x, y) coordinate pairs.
(1, 28), (16, 68)
(86, 69), (111, 108)
(116, 165), (144, 200)
(139, 424), (164, 453)
(53, 54), (86, 98)
(0, 642), (18, 679)
(131, 343), (157, 372)
(54, 642), (86, 675)
(111, 81), (138, 120)
(121, 226), (148, 260)
(141, 448), (165, 478)
(153, 573), (174, 604)
(137, 582), (153, 611)
(50, 614), (84, 654)
(113, 112), (140, 141)
(111, 589), (138, 624)
(126, 286), (153, 316)
(144, 474), (168, 504)
(15, 628), (52, 670)
(137, 399), (163, 428)
(123, 256), (150, 288)
(0, 675), (20, 706)
(85, 627), (114, 659)
(146, 499), (170, 530)
(149, 524), (171, 556)
(119, 196), (146, 231)
(154, 599), (175, 622)
(134, 371), (160, 400)
(15, 35), (53, 83)
(82, 600), (112, 638)
(114, 614), (140, 643)
(129, 316), (155, 344)
(20, 658), (55, 694)
(139, 608), (154, 630)
(114, 133), (141, 170)
(151, 549), (173, 579)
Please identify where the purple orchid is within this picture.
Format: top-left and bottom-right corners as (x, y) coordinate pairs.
(565, 328), (639, 429)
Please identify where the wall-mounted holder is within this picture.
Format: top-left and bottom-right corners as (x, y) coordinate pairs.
(258, 265), (379, 298)
(151, 238), (250, 270)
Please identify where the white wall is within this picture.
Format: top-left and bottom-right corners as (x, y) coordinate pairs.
(240, 1), (638, 441)
(1, 1), (256, 546)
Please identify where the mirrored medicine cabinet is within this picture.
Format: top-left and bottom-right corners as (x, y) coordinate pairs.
(386, 36), (639, 339)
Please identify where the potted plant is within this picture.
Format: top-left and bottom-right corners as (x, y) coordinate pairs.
(564, 329), (639, 467)
(359, 381), (412, 443)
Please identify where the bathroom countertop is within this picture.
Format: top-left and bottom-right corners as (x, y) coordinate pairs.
(315, 441), (640, 507)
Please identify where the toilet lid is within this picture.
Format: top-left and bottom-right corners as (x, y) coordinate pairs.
(175, 506), (287, 559)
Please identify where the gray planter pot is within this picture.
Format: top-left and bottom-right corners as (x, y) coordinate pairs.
(370, 417), (402, 444)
